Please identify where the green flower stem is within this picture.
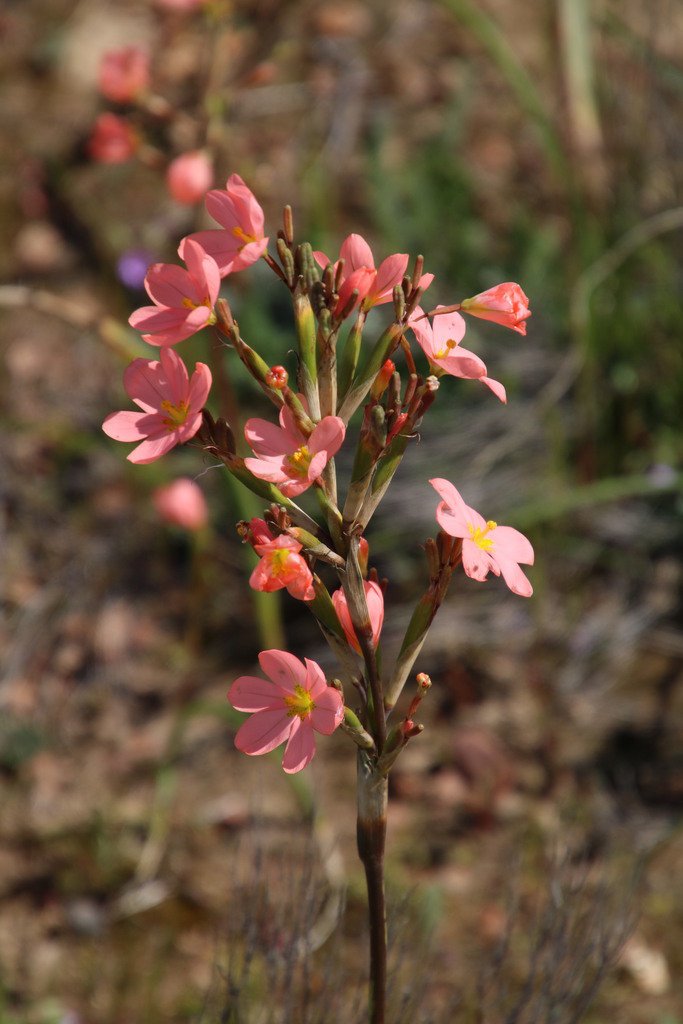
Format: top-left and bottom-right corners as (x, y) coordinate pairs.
(293, 287), (321, 420)
(338, 323), (403, 425)
(338, 308), (367, 402)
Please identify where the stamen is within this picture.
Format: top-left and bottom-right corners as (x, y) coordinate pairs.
(284, 684), (315, 720)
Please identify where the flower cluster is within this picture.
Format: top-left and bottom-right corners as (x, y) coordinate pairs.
(104, 172), (534, 771)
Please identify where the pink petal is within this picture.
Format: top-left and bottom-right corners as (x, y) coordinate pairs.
(140, 306), (212, 347)
(229, 238), (269, 273)
(282, 719), (316, 773)
(304, 658), (328, 699)
(371, 253), (409, 303)
(128, 431), (179, 464)
(493, 553), (533, 597)
(183, 230), (239, 276)
(313, 250), (332, 271)
(102, 409), (152, 442)
(129, 306), (188, 333)
(340, 233), (374, 273)
(245, 417), (296, 457)
(187, 361), (212, 411)
(235, 708), (293, 755)
(437, 346), (487, 380)
(159, 347), (190, 405)
(431, 310), (467, 348)
(489, 525), (534, 565)
(310, 687), (344, 735)
(144, 263), (195, 307)
(462, 539), (497, 582)
(258, 649), (306, 692)
(408, 306), (433, 350)
(123, 358), (165, 411)
(430, 478), (470, 533)
(244, 455), (289, 485)
(482, 376), (507, 403)
(308, 416), (345, 459)
(179, 237), (221, 305)
(229, 675), (286, 712)
(418, 272), (435, 293)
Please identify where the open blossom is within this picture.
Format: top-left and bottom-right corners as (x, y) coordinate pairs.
(87, 113), (137, 164)
(331, 581), (384, 653)
(459, 283), (531, 335)
(98, 46), (150, 104)
(102, 347), (211, 464)
(244, 404), (345, 498)
(408, 307), (506, 402)
(129, 238), (220, 346)
(430, 478), (534, 597)
(314, 233), (434, 316)
(228, 650), (344, 773)
(247, 519), (315, 601)
(153, 478), (208, 530)
(166, 150), (213, 205)
(185, 173), (268, 276)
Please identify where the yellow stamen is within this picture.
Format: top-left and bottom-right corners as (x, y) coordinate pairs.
(161, 399), (190, 430)
(434, 338), (459, 359)
(284, 684), (315, 720)
(270, 548), (291, 577)
(182, 296), (215, 315)
(286, 445), (312, 477)
(232, 226), (257, 246)
(468, 519), (497, 551)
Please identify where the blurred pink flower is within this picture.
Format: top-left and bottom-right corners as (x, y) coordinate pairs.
(87, 113), (137, 164)
(408, 306), (506, 402)
(102, 347), (211, 464)
(244, 404), (345, 498)
(314, 234), (433, 316)
(247, 520), (315, 601)
(166, 150), (213, 205)
(228, 650), (344, 773)
(153, 478), (208, 530)
(460, 283), (531, 335)
(129, 238), (220, 346)
(98, 46), (150, 104)
(430, 478), (534, 597)
(155, 0), (205, 9)
(331, 580), (384, 653)
(185, 173), (268, 276)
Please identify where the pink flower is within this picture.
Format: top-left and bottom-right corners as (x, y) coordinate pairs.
(248, 521), (315, 601)
(244, 404), (345, 498)
(228, 650), (344, 773)
(408, 306), (507, 402)
(98, 46), (150, 104)
(331, 581), (384, 653)
(460, 283), (531, 335)
(166, 150), (213, 205)
(153, 478), (208, 530)
(102, 347), (211, 464)
(129, 238), (220, 347)
(430, 478), (534, 597)
(155, 0), (205, 9)
(185, 173), (268, 277)
(314, 234), (434, 316)
(87, 113), (137, 164)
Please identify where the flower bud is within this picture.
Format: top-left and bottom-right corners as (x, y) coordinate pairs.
(98, 46), (150, 104)
(370, 359), (395, 400)
(265, 365), (289, 389)
(154, 479), (208, 531)
(166, 150), (213, 205)
(88, 113), (137, 164)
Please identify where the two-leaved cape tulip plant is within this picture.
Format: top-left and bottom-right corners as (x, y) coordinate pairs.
(104, 172), (534, 1024)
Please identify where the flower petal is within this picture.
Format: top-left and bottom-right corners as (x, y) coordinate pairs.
(229, 675), (286, 712)
(102, 410), (153, 441)
(128, 431), (179, 464)
(489, 525), (534, 565)
(481, 376), (507, 403)
(144, 263), (195, 307)
(462, 539), (497, 582)
(245, 417), (295, 457)
(493, 553), (533, 597)
(310, 687), (344, 735)
(235, 708), (292, 755)
(258, 650), (306, 692)
(282, 718), (316, 773)
(340, 233), (374, 273)
(309, 416), (345, 459)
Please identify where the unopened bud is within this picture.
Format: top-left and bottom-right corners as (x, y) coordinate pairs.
(358, 536), (369, 577)
(265, 365), (288, 389)
(416, 672), (432, 691)
(371, 359), (395, 400)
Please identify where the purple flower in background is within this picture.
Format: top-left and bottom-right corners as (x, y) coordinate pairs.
(117, 249), (155, 290)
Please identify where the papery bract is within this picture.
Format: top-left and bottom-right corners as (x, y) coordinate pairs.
(408, 306), (507, 403)
(185, 173), (268, 276)
(430, 478), (534, 597)
(129, 238), (220, 346)
(244, 404), (345, 498)
(153, 478), (208, 530)
(248, 522), (315, 601)
(228, 650), (344, 773)
(102, 347), (211, 464)
(460, 283), (531, 335)
(88, 113), (137, 164)
(331, 580), (384, 653)
(98, 46), (150, 104)
(166, 150), (213, 205)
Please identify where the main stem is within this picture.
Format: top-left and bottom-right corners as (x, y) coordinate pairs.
(357, 750), (388, 1024)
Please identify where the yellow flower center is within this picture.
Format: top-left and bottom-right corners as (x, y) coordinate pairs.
(270, 548), (291, 577)
(182, 298), (217, 323)
(434, 338), (459, 359)
(161, 399), (190, 430)
(232, 226), (257, 246)
(468, 520), (497, 550)
(284, 684), (315, 720)
(285, 445), (312, 477)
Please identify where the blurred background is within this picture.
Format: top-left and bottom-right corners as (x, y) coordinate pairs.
(1, 0), (682, 1021)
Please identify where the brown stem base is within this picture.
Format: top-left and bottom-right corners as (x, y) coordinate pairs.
(357, 751), (388, 1024)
